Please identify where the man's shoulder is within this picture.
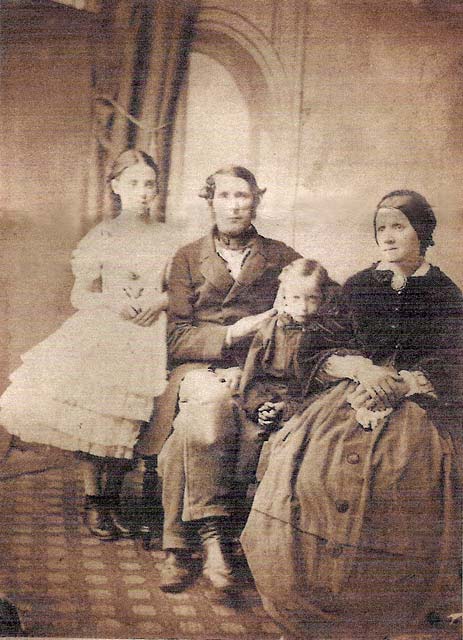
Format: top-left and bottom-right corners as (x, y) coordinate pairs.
(173, 234), (209, 259)
(256, 234), (300, 261)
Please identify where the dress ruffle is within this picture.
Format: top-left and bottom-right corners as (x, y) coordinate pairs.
(0, 383), (140, 458)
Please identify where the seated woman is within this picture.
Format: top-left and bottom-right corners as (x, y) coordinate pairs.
(241, 190), (463, 639)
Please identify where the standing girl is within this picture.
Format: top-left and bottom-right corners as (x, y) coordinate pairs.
(0, 149), (173, 540)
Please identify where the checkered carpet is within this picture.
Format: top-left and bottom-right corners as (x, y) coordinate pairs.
(0, 449), (461, 640)
(0, 452), (281, 639)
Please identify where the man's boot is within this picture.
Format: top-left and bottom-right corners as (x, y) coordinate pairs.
(159, 549), (194, 593)
(198, 517), (237, 594)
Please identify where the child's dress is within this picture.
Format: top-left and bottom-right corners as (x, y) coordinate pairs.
(0, 219), (173, 459)
(240, 310), (348, 424)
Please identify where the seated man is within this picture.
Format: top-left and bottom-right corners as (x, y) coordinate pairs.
(157, 166), (301, 595)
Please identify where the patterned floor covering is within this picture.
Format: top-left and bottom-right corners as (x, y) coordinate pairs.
(0, 453), (281, 639)
(0, 449), (461, 640)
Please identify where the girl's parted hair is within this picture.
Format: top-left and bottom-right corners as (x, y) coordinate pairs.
(108, 149), (160, 188)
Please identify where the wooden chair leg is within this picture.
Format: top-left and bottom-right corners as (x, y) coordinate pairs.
(139, 455), (163, 550)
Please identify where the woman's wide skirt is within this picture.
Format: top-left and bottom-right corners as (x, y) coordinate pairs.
(241, 380), (462, 637)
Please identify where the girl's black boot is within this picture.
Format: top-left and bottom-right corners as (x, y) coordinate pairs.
(84, 495), (118, 541)
(139, 455), (163, 549)
(106, 496), (135, 538)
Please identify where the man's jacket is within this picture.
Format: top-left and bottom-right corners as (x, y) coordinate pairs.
(167, 227), (300, 368)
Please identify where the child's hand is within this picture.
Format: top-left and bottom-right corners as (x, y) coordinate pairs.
(119, 302), (141, 320)
(257, 401), (285, 428)
(131, 301), (164, 326)
(131, 292), (168, 327)
(105, 293), (141, 319)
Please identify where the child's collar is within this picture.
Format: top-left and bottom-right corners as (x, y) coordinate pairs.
(277, 312), (309, 331)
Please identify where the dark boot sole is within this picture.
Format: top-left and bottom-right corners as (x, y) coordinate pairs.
(159, 581), (190, 593)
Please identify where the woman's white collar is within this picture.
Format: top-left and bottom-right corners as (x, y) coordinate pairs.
(376, 261), (431, 277)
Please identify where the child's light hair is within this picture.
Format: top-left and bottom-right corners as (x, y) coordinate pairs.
(279, 258), (330, 289)
(274, 258), (330, 312)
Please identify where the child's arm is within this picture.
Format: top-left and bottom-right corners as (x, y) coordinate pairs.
(239, 320), (291, 423)
(71, 272), (142, 319)
(70, 224), (140, 319)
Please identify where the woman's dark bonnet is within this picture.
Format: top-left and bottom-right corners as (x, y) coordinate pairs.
(374, 190), (437, 254)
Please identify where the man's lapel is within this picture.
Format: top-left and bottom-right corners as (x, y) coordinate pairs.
(198, 233), (235, 294)
(223, 236), (268, 304)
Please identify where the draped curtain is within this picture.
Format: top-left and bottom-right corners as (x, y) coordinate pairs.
(87, 0), (199, 223)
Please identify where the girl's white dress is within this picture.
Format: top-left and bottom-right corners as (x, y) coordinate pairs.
(0, 218), (173, 459)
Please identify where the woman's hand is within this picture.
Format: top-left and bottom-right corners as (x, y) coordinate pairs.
(348, 377), (410, 411)
(354, 364), (403, 407)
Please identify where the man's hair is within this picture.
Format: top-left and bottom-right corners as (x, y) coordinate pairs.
(198, 165), (266, 209)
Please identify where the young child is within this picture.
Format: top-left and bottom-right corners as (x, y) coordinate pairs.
(0, 149), (175, 540)
(240, 258), (342, 433)
(240, 257), (401, 443)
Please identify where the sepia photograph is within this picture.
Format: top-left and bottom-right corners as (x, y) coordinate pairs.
(0, 0), (462, 638)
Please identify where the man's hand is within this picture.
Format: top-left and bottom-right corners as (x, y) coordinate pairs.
(227, 309), (278, 345)
(214, 367), (243, 394)
(257, 401), (285, 428)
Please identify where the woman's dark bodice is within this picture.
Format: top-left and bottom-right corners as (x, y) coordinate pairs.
(339, 265), (463, 408)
